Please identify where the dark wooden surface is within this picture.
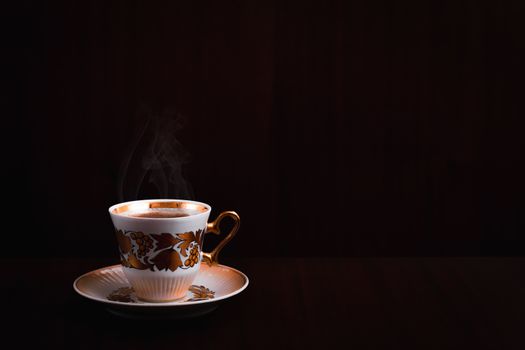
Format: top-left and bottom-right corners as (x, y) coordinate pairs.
(7, 257), (525, 349)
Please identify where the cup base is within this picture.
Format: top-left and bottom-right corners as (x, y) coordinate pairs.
(122, 265), (199, 303)
(137, 295), (185, 303)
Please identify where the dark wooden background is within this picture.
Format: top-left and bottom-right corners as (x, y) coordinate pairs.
(7, 0), (525, 259)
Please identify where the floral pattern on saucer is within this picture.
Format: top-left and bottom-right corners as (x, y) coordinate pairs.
(107, 285), (215, 303)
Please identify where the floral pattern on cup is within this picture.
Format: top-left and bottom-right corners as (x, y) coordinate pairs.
(115, 228), (206, 271)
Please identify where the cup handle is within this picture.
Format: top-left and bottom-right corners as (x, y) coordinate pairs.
(202, 211), (240, 266)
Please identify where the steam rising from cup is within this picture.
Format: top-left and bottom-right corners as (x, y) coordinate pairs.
(117, 107), (194, 201)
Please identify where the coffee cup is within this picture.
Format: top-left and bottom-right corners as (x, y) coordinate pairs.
(109, 199), (240, 302)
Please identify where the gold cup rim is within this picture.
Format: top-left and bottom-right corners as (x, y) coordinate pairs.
(109, 199), (210, 220)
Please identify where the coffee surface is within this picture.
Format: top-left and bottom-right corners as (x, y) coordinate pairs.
(125, 208), (198, 218)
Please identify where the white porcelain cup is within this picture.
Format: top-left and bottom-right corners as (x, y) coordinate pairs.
(109, 199), (240, 302)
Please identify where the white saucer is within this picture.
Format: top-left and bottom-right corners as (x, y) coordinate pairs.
(73, 263), (249, 319)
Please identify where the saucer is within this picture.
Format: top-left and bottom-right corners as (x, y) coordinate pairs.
(73, 263), (249, 319)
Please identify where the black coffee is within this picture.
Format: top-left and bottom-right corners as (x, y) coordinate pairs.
(125, 208), (196, 218)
